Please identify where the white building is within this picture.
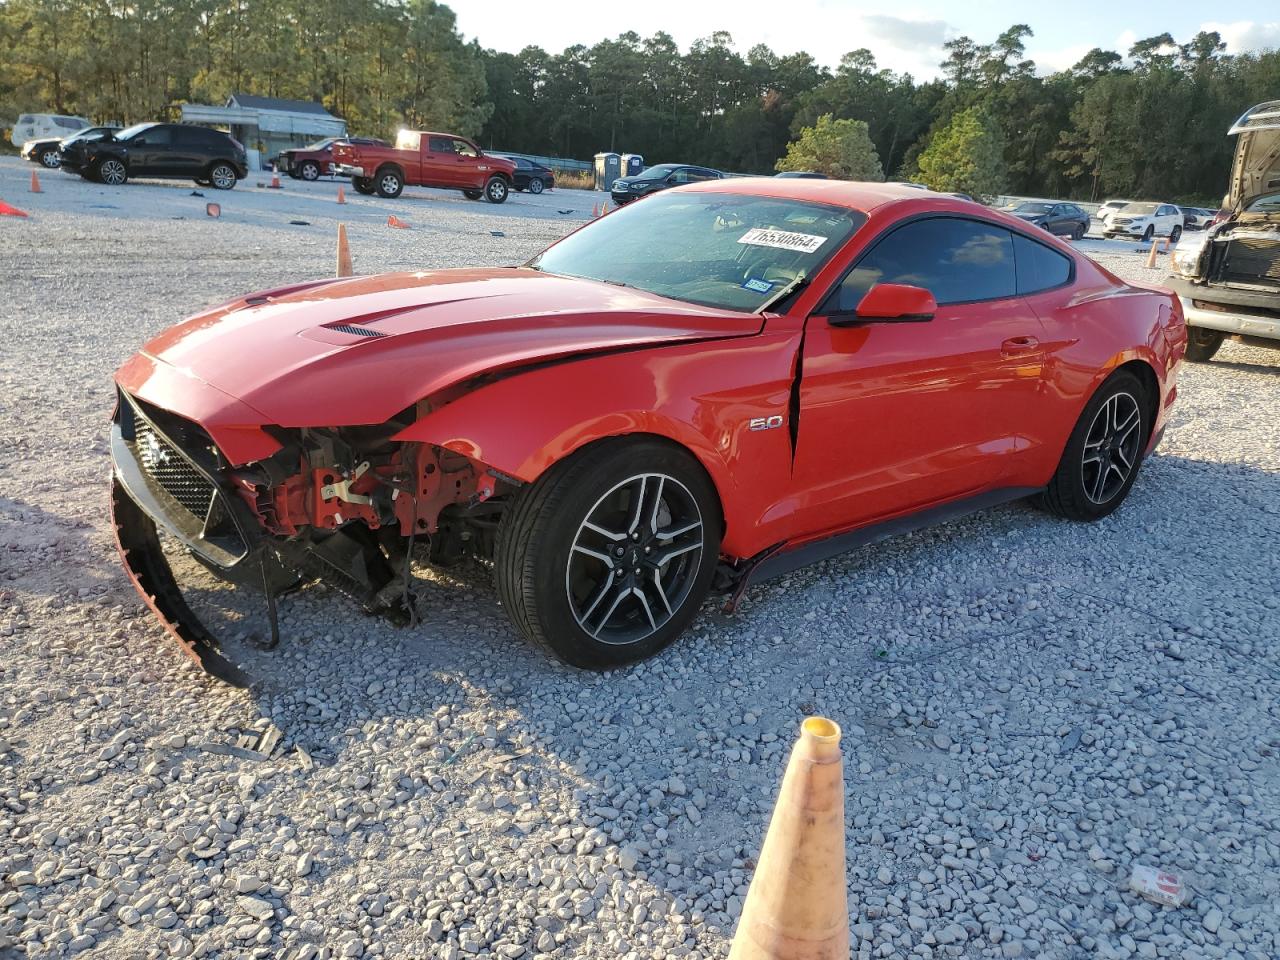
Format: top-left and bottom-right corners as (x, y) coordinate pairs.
(181, 94), (347, 170)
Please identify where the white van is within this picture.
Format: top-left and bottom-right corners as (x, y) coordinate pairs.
(10, 113), (91, 147)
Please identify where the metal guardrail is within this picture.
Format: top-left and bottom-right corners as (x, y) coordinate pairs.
(491, 150), (592, 176)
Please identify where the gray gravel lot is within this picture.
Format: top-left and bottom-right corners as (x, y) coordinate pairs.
(1, 155), (1279, 959)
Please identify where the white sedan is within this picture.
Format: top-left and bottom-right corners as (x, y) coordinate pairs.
(1102, 202), (1185, 242)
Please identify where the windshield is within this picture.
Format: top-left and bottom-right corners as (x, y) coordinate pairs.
(1245, 193), (1280, 213)
(636, 164), (679, 181)
(1120, 202), (1159, 215)
(530, 191), (866, 312)
(114, 122), (156, 142)
(1013, 202), (1053, 214)
(303, 138), (335, 151)
(63, 127), (112, 144)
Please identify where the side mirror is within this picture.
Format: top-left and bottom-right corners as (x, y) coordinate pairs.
(830, 283), (936, 326)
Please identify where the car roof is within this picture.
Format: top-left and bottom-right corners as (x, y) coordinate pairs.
(678, 177), (975, 213)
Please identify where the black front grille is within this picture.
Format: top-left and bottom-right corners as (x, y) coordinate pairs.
(131, 416), (216, 520)
(1223, 236), (1280, 287)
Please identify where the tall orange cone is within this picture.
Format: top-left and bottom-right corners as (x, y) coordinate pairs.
(729, 717), (848, 960)
(30, 170), (42, 193)
(336, 223), (353, 277)
(1145, 238), (1160, 269)
(337, 185), (346, 204)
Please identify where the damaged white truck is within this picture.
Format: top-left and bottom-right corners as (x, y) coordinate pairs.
(1169, 100), (1280, 362)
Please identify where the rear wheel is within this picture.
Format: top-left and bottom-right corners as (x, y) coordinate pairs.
(299, 160), (320, 181)
(484, 175), (509, 204)
(209, 163), (237, 190)
(97, 158), (128, 186)
(1185, 327), (1225, 362)
(1036, 370), (1149, 521)
(375, 168), (403, 198)
(494, 439), (721, 668)
(353, 177), (375, 195)
(529, 177), (545, 195)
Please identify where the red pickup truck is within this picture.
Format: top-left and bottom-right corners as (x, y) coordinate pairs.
(331, 131), (516, 203)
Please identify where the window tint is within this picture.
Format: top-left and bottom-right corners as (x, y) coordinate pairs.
(133, 126), (171, 145)
(18, 115), (33, 125)
(55, 116), (83, 129)
(1012, 234), (1072, 294)
(826, 217), (1017, 311)
(452, 139), (477, 157)
(427, 136), (452, 153)
(668, 168), (692, 184)
(173, 126), (205, 146)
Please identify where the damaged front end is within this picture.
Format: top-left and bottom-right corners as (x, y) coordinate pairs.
(110, 391), (515, 686)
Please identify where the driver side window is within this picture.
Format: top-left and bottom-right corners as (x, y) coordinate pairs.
(668, 168), (691, 184)
(453, 139), (478, 157)
(823, 218), (1017, 313)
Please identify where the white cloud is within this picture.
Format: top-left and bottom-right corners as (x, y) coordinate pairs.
(854, 14), (954, 78)
(1201, 21), (1280, 53)
(1028, 42), (1095, 74)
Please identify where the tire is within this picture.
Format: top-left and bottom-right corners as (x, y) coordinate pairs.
(96, 158), (128, 186)
(529, 177), (544, 195)
(209, 162), (237, 190)
(463, 189), (483, 200)
(287, 169), (302, 180)
(484, 175), (509, 204)
(494, 438), (722, 668)
(194, 178), (211, 187)
(1185, 327), (1225, 363)
(38, 148), (60, 169)
(353, 177), (375, 195)
(1036, 370), (1149, 522)
(1071, 224), (1084, 241)
(375, 167), (403, 199)
(1170, 225), (1182, 244)
(299, 161), (320, 181)
(1142, 225), (1154, 242)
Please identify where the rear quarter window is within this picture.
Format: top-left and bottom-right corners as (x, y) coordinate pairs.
(1012, 234), (1073, 294)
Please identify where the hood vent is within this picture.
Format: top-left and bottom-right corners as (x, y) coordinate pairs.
(328, 323), (387, 339)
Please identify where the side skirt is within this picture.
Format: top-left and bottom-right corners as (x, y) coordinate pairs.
(722, 486), (1043, 605)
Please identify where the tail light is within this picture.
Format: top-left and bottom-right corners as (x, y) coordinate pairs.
(1212, 208), (1229, 224)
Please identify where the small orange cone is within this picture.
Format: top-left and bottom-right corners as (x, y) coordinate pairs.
(30, 170), (42, 193)
(269, 166), (281, 189)
(336, 185), (346, 204)
(387, 214), (409, 229)
(0, 199), (30, 218)
(728, 717), (848, 960)
(1145, 239), (1160, 269)
(206, 202), (221, 218)
(336, 223), (353, 277)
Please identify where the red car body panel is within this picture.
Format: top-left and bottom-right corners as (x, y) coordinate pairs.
(113, 180), (1184, 567)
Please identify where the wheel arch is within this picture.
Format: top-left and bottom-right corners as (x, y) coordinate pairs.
(1114, 357), (1160, 443)
(375, 162), (405, 180)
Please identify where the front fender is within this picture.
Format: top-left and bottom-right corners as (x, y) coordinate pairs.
(392, 333), (802, 558)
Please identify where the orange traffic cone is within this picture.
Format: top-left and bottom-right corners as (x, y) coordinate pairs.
(0, 199), (30, 218)
(728, 717), (848, 960)
(336, 223), (353, 277)
(269, 166), (281, 189)
(1145, 239), (1160, 269)
(206, 202), (221, 218)
(30, 170), (42, 193)
(336, 185), (346, 205)
(387, 214), (409, 229)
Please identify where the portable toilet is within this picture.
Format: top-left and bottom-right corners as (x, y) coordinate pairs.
(621, 153), (644, 177)
(594, 152), (621, 191)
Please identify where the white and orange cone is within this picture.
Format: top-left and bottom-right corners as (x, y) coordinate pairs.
(336, 223), (352, 277)
(728, 716), (848, 960)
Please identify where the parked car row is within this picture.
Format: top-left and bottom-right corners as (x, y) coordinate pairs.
(58, 123), (249, 189)
(21, 124), (119, 168)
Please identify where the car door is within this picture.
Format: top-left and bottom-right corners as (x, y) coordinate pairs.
(790, 216), (1048, 535)
(169, 127), (209, 177)
(1157, 205), (1180, 235)
(1045, 204), (1068, 235)
(127, 125), (174, 174)
(423, 135), (459, 187)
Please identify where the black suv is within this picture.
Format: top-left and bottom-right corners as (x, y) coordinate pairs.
(611, 163), (722, 205)
(60, 123), (248, 189)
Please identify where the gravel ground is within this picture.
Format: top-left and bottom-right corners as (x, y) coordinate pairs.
(2, 154), (1279, 960)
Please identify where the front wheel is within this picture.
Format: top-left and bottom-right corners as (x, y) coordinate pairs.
(375, 168), (403, 198)
(353, 177), (375, 195)
(1185, 327), (1225, 362)
(462, 189), (483, 200)
(299, 161), (320, 181)
(494, 439), (722, 668)
(97, 158), (128, 186)
(1036, 370), (1148, 522)
(1142, 225), (1154, 242)
(1071, 224), (1085, 241)
(38, 148), (61, 168)
(1170, 225), (1182, 244)
(209, 163), (237, 190)
(484, 175), (509, 204)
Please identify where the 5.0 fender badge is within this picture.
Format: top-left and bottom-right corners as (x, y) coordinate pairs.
(748, 415), (784, 431)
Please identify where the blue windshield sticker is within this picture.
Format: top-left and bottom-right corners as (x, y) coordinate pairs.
(743, 277), (774, 294)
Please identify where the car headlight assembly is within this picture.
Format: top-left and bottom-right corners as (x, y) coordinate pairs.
(1170, 234), (1208, 276)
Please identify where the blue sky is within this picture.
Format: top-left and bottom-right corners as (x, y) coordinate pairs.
(453, 1), (1280, 79)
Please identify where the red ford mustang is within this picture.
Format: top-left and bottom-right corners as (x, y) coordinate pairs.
(110, 181), (1185, 684)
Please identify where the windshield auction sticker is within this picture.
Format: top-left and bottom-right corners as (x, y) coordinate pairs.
(738, 228), (827, 254)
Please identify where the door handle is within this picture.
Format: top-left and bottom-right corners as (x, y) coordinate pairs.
(1001, 336), (1039, 357)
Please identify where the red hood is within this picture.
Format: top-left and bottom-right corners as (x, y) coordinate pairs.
(117, 268), (760, 430)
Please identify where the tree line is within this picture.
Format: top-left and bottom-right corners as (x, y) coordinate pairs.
(3, 1), (1278, 203)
